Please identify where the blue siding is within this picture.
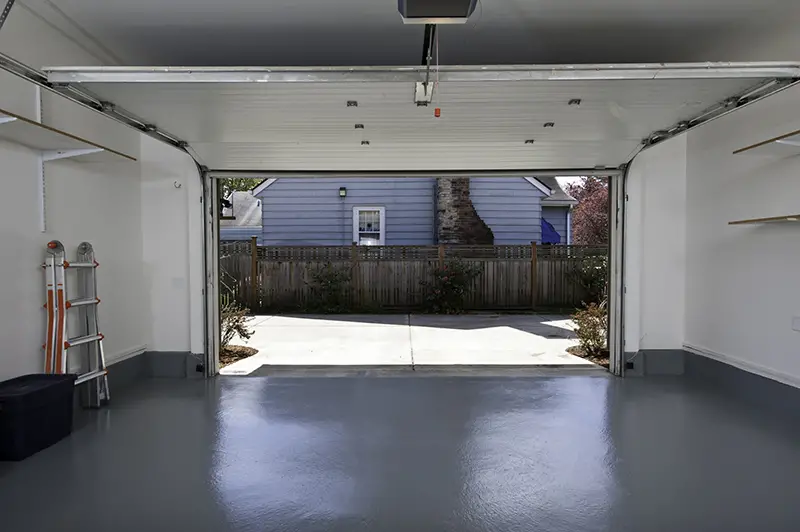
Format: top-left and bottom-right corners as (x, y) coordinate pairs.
(471, 178), (545, 244)
(541, 206), (569, 244)
(220, 227), (261, 242)
(258, 178), (436, 245)
(256, 177), (549, 245)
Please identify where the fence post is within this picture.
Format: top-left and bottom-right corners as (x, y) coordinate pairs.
(531, 241), (538, 309)
(351, 243), (359, 308)
(250, 236), (258, 310)
(438, 244), (445, 269)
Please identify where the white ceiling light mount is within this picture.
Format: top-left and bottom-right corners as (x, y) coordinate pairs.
(398, 0), (478, 24)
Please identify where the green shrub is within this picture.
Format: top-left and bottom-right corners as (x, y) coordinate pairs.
(307, 262), (352, 313)
(569, 254), (608, 304)
(421, 259), (482, 314)
(220, 300), (254, 348)
(572, 301), (607, 357)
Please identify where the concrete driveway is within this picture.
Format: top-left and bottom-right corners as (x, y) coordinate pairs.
(221, 314), (598, 375)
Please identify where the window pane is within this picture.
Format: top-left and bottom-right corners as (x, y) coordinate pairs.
(359, 210), (380, 232)
(358, 234), (380, 246)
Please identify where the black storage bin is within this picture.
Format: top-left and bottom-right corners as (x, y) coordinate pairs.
(0, 374), (76, 461)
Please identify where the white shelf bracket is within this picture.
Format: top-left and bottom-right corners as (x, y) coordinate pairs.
(37, 155), (45, 232)
(42, 148), (104, 162)
(0, 114), (16, 125)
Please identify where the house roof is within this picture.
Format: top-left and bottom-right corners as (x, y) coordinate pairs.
(221, 191), (262, 227)
(251, 178), (277, 196)
(536, 176), (578, 207)
(251, 175), (577, 205)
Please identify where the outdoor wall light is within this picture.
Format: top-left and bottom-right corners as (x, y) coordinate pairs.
(339, 187), (347, 198)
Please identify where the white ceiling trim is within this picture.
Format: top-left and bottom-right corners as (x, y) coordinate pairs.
(45, 62), (800, 84)
(212, 170), (623, 178)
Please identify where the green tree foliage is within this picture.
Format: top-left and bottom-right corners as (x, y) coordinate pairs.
(220, 300), (254, 348)
(307, 262), (352, 313)
(421, 260), (482, 314)
(220, 177), (264, 199)
(572, 302), (607, 357)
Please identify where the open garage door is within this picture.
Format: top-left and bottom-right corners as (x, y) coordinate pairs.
(37, 62), (800, 376)
(44, 63), (800, 172)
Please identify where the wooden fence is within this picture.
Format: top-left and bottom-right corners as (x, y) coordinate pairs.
(219, 239), (607, 312)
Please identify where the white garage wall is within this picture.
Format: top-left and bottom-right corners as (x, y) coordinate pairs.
(624, 136), (688, 354)
(46, 159), (147, 371)
(625, 84), (800, 388)
(0, 5), (205, 379)
(139, 136), (204, 356)
(0, 6), (147, 380)
(683, 84), (800, 387)
(0, 3), (107, 120)
(0, 140), (149, 379)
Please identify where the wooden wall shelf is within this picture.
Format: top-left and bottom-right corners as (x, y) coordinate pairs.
(729, 215), (800, 225)
(734, 128), (800, 156)
(0, 108), (136, 163)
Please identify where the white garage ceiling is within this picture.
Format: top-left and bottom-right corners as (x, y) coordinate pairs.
(45, 64), (800, 172)
(16, 0), (800, 66)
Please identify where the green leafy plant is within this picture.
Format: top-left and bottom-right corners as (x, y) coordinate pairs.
(307, 262), (352, 313)
(572, 301), (607, 358)
(421, 259), (482, 314)
(220, 300), (254, 348)
(569, 254), (608, 304)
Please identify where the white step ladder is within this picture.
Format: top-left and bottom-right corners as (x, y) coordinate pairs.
(44, 240), (110, 407)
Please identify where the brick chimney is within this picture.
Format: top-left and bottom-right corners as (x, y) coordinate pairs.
(436, 177), (494, 244)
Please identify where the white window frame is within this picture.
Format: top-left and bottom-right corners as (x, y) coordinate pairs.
(352, 206), (386, 245)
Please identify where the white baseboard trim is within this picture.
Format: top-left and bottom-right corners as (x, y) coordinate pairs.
(107, 345), (148, 366)
(683, 343), (800, 390)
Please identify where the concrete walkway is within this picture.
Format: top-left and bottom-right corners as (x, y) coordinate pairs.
(221, 314), (597, 375)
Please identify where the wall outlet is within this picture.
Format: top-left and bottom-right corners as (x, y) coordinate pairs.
(793, 317), (800, 333)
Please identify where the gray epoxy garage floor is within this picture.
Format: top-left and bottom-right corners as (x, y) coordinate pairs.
(1, 375), (799, 531)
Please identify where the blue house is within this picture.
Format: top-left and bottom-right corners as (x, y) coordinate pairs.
(220, 176), (576, 246)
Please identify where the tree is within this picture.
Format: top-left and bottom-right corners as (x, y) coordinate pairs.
(220, 177), (263, 199)
(567, 176), (609, 246)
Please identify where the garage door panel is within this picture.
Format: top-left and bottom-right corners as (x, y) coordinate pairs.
(46, 64), (799, 171)
(83, 79), (761, 143)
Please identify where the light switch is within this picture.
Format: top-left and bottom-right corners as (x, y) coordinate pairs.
(793, 317), (800, 332)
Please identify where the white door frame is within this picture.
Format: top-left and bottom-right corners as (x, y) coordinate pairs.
(203, 169), (626, 376)
(203, 171), (221, 376)
(607, 166), (628, 377)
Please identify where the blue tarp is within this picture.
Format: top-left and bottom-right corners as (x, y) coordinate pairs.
(541, 218), (561, 244)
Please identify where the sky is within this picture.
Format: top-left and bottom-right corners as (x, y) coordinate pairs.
(556, 176), (583, 189)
